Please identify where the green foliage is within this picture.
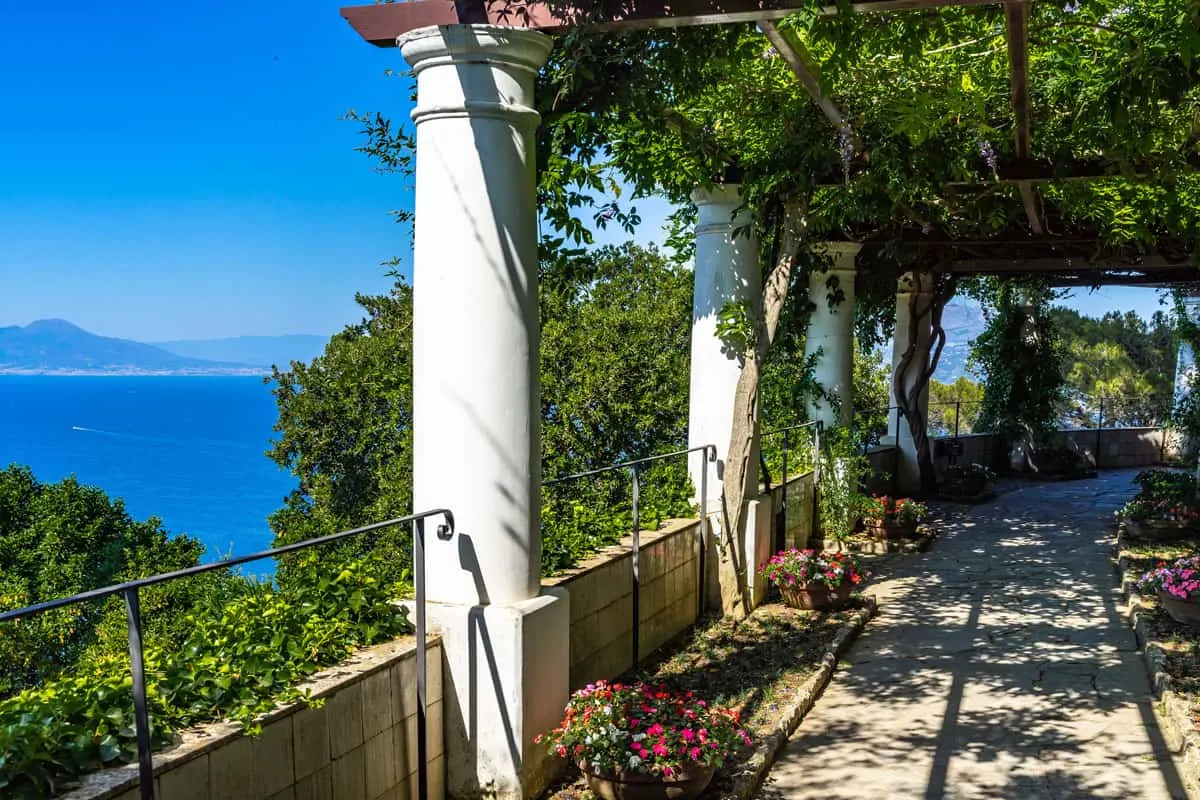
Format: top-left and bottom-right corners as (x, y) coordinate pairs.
(1050, 305), (1175, 427)
(540, 243), (696, 572)
(969, 280), (1066, 446)
(268, 283), (416, 588)
(0, 557), (406, 798)
(0, 467), (226, 699)
(928, 376), (985, 436)
(816, 428), (871, 541)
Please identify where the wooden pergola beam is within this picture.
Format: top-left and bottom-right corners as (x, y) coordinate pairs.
(342, 0), (1002, 45)
(758, 21), (852, 136)
(1002, 0), (1043, 234)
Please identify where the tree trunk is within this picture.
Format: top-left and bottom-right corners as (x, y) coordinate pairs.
(717, 200), (805, 617)
(892, 273), (957, 495)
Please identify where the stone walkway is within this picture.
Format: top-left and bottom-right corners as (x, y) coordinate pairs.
(757, 470), (1190, 800)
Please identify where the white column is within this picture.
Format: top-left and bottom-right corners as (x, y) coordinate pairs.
(1175, 296), (1200, 461)
(804, 242), (860, 427)
(890, 271), (933, 494)
(402, 25), (566, 799)
(687, 185), (760, 515)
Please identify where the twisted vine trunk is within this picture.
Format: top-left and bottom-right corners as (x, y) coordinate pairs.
(718, 200), (806, 617)
(892, 272), (957, 494)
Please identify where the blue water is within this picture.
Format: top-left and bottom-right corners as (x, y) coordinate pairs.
(0, 376), (294, 560)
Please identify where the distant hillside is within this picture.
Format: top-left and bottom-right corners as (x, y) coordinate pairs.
(154, 335), (329, 369)
(932, 300), (987, 382)
(0, 320), (259, 375)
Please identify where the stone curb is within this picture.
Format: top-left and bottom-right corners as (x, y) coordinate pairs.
(724, 596), (878, 800)
(1113, 523), (1200, 799)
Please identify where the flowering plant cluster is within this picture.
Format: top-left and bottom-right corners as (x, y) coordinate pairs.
(862, 496), (928, 526)
(1119, 497), (1200, 525)
(536, 680), (750, 777)
(1133, 470), (1196, 503)
(1137, 556), (1200, 600)
(759, 549), (867, 590)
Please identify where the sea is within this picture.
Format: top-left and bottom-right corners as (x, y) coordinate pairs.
(0, 376), (294, 562)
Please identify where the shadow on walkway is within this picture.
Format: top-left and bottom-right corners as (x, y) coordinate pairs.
(756, 470), (1189, 800)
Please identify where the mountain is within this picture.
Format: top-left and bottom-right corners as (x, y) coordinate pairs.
(0, 320), (260, 375)
(153, 335), (329, 369)
(932, 300), (988, 382)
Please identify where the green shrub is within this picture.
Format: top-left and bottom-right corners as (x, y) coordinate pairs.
(0, 556), (408, 799)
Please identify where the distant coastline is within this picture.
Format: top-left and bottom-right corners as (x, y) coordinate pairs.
(0, 368), (269, 377)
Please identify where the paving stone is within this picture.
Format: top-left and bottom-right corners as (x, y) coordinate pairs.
(756, 470), (1190, 800)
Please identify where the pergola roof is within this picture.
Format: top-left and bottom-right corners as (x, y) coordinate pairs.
(341, 0), (1197, 287)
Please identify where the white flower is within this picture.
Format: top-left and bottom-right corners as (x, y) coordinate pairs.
(632, 733), (647, 742)
(629, 755), (643, 769)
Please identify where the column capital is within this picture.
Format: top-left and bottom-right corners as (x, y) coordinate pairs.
(691, 185), (753, 235)
(400, 25), (553, 127)
(820, 241), (861, 271)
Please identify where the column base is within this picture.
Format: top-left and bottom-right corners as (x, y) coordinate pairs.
(412, 589), (570, 799)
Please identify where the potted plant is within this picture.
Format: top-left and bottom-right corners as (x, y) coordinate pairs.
(1137, 557), (1200, 626)
(536, 680), (751, 800)
(862, 496), (928, 539)
(759, 549), (867, 610)
(1119, 497), (1199, 541)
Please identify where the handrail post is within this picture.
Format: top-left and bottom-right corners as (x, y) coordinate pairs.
(124, 587), (155, 800)
(1097, 397), (1105, 468)
(630, 464), (641, 670)
(414, 517), (429, 800)
(778, 429), (790, 552)
(811, 421), (822, 542)
(414, 513), (454, 800)
(698, 447), (710, 618)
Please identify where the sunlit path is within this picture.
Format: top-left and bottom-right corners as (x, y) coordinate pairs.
(757, 470), (1188, 800)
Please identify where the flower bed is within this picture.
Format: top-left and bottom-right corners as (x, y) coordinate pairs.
(541, 602), (869, 799)
(861, 496), (928, 540)
(1115, 524), (1200, 789)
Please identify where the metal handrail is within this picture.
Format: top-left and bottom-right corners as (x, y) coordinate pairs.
(0, 508), (456, 800)
(759, 420), (823, 552)
(543, 444), (717, 664)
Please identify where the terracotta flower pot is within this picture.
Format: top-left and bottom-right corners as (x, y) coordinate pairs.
(1127, 518), (1193, 542)
(1158, 591), (1200, 627)
(778, 581), (853, 610)
(865, 519), (918, 540)
(580, 761), (716, 800)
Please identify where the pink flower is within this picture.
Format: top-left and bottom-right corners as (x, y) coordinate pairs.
(647, 723), (664, 736)
(681, 729), (695, 741)
(690, 746), (702, 760)
(653, 741), (669, 757)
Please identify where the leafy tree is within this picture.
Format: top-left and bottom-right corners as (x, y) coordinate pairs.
(267, 283), (416, 586)
(1050, 305), (1175, 427)
(268, 244), (700, 577)
(0, 466), (226, 698)
(928, 376), (985, 436)
(969, 279), (1067, 450)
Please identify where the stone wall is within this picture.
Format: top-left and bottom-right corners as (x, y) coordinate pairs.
(64, 637), (445, 800)
(547, 472), (816, 691)
(545, 519), (702, 690)
(1058, 427), (1174, 469)
(866, 428), (1176, 492)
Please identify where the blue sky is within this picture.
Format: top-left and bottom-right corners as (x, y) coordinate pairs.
(0, 2), (1168, 341)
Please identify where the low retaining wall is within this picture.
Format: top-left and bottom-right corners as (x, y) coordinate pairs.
(63, 637), (445, 800)
(869, 427), (1176, 493)
(548, 471), (817, 690)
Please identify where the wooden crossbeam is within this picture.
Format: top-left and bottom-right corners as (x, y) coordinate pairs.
(758, 21), (853, 137)
(1002, 0), (1043, 234)
(342, 0), (1002, 45)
